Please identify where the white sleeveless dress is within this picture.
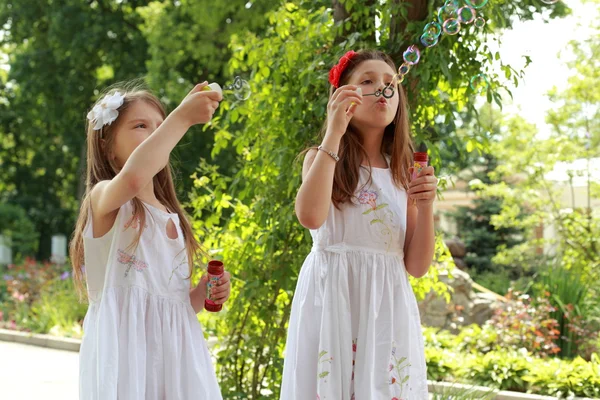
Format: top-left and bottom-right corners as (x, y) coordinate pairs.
(79, 200), (222, 400)
(281, 166), (428, 400)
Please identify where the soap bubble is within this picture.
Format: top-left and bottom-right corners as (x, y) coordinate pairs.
(224, 76), (251, 101)
(403, 45), (421, 65)
(398, 63), (411, 76)
(420, 32), (439, 47)
(540, 0), (559, 3)
(464, 0), (489, 9)
(438, 3), (459, 24)
(469, 73), (489, 94)
(458, 6), (476, 24)
(442, 19), (461, 35)
(424, 21), (442, 38)
(474, 16), (486, 28)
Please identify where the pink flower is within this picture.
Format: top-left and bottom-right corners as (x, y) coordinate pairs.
(353, 343), (357, 352)
(389, 363), (394, 371)
(358, 190), (378, 209)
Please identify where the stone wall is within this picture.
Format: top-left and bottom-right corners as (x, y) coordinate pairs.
(418, 238), (503, 329)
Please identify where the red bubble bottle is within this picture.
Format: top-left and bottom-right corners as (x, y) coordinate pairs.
(205, 260), (224, 312)
(412, 143), (429, 180)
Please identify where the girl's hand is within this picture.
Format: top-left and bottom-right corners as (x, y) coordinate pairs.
(174, 81), (223, 128)
(326, 85), (363, 137)
(200, 271), (231, 305)
(408, 166), (438, 209)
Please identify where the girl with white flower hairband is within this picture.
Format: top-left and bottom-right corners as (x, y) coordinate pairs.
(281, 50), (437, 399)
(69, 81), (230, 400)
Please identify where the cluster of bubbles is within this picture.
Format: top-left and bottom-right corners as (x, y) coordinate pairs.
(421, 0), (488, 46)
(379, 0), (562, 100)
(225, 76), (252, 101)
(382, 0), (491, 95)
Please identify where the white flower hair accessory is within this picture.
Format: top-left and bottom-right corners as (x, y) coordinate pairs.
(86, 91), (125, 130)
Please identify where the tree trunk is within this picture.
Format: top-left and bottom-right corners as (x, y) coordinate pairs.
(389, 0), (429, 61)
(390, 0), (429, 111)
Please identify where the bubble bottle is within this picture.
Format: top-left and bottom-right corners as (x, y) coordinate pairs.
(412, 143), (429, 181)
(205, 260), (225, 312)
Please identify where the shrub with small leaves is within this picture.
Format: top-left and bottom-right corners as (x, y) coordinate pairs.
(486, 290), (561, 357)
(459, 349), (532, 392)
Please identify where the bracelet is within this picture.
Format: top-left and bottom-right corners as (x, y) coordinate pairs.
(317, 145), (340, 162)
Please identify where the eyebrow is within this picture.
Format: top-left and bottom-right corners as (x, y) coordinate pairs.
(127, 118), (163, 126)
(358, 71), (395, 79)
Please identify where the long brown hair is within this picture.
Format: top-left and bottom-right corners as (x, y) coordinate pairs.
(69, 82), (204, 299)
(313, 49), (414, 208)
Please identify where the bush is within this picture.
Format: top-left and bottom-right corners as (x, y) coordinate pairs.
(536, 264), (597, 359)
(453, 324), (498, 354)
(424, 328), (600, 397)
(0, 203), (39, 262)
(0, 258), (84, 337)
(485, 290), (561, 357)
(459, 349), (531, 392)
(469, 268), (512, 296)
(525, 353), (600, 398)
(425, 346), (463, 381)
(422, 326), (458, 350)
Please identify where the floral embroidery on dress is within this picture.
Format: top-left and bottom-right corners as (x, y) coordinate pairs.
(169, 251), (188, 284)
(316, 349), (333, 399)
(317, 350), (333, 380)
(350, 338), (357, 399)
(389, 341), (411, 399)
(116, 249), (148, 278)
(123, 211), (147, 231)
(358, 189), (395, 251)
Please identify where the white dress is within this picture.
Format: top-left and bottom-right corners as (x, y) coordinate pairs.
(281, 166), (428, 400)
(79, 200), (222, 400)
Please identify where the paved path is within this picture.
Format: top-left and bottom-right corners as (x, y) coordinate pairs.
(0, 340), (78, 399)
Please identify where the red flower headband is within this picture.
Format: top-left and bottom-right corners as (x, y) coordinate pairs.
(328, 50), (357, 88)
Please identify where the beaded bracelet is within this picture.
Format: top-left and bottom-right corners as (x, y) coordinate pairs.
(317, 145), (340, 162)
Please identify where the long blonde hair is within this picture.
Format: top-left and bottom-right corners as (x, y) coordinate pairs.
(69, 82), (204, 298)
(309, 50), (414, 208)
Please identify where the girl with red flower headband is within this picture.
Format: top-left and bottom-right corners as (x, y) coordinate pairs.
(281, 50), (436, 399)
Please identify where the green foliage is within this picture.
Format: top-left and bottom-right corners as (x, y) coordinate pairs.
(0, 202), (39, 262)
(487, 291), (561, 358)
(0, 0), (149, 259)
(447, 145), (526, 293)
(424, 326), (600, 397)
(536, 264), (598, 359)
(459, 349), (531, 392)
(468, 269), (512, 296)
(138, 0), (279, 186)
(429, 382), (496, 400)
(473, 16), (600, 363)
(184, 0), (571, 396)
(525, 354), (600, 399)
(189, 5), (334, 397)
(0, 258), (83, 337)
(425, 346), (462, 381)
(28, 275), (87, 337)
